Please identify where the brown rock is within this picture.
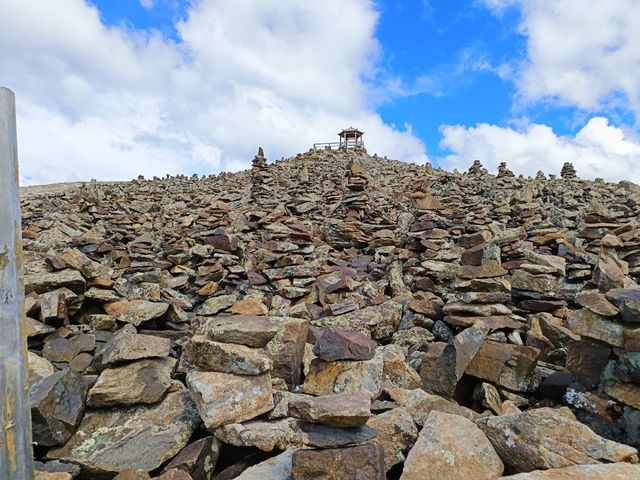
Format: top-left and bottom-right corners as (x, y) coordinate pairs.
(499, 463), (640, 479)
(186, 371), (274, 429)
(367, 408), (418, 471)
(312, 327), (376, 361)
(181, 335), (272, 375)
(288, 392), (371, 427)
(477, 407), (639, 472)
(566, 340), (610, 389)
(192, 315), (279, 347)
(401, 411), (503, 480)
(104, 300), (169, 326)
(292, 444), (385, 480)
(87, 357), (176, 407)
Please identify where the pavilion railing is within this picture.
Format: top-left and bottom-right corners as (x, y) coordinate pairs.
(313, 140), (365, 150)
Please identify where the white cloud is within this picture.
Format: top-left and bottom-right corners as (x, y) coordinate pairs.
(0, 0), (428, 185)
(139, 0), (154, 10)
(484, 0), (640, 117)
(439, 117), (640, 183)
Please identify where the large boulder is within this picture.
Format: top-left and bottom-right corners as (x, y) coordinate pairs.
(477, 408), (639, 472)
(401, 411), (503, 480)
(48, 387), (200, 476)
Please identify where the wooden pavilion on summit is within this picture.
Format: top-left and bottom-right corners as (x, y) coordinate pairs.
(313, 127), (365, 150)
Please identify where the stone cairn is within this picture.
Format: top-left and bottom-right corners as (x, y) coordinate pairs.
(496, 161), (515, 179)
(251, 146), (273, 207)
(468, 159), (487, 175)
(340, 160), (369, 221)
(561, 161), (578, 179)
(18, 145), (640, 480)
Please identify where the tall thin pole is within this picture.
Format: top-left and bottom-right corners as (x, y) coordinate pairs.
(0, 87), (34, 479)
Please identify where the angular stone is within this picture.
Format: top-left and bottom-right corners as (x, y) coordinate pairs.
(84, 287), (120, 303)
(576, 293), (619, 317)
(466, 341), (540, 392)
(215, 418), (303, 451)
(401, 411), (503, 480)
(186, 371), (273, 429)
(25, 269), (86, 295)
(162, 436), (220, 480)
(367, 407), (418, 471)
(443, 302), (511, 316)
(269, 391), (314, 419)
(30, 370), (89, 447)
(382, 346), (422, 390)
(499, 463), (640, 479)
(511, 271), (559, 293)
(458, 230), (493, 248)
(28, 351), (55, 384)
(567, 309), (624, 347)
(104, 300), (169, 326)
(606, 288), (640, 323)
(300, 422), (377, 448)
(566, 340), (610, 389)
(312, 327), (376, 361)
(388, 387), (480, 425)
(233, 449), (296, 480)
(477, 407), (639, 472)
(604, 382), (640, 409)
(288, 392), (370, 427)
(87, 357), (176, 407)
(420, 322), (488, 397)
(96, 331), (171, 367)
(593, 253), (626, 292)
(459, 261), (507, 279)
(303, 350), (384, 398)
(194, 294), (237, 315)
(48, 388), (199, 476)
(292, 444), (385, 480)
(192, 315), (279, 348)
(43, 336), (81, 363)
(181, 335), (272, 375)
(266, 317), (308, 388)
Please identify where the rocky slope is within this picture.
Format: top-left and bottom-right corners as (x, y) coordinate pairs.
(22, 147), (640, 479)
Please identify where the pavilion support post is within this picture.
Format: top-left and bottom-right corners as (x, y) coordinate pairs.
(0, 87), (34, 480)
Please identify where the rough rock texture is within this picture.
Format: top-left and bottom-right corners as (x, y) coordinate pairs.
(477, 408), (638, 472)
(292, 444), (385, 479)
(401, 411), (503, 480)
(186, 371), (274, 429)
(48, 388), (199, 475)
(287, 392), (371, 427)
(19, 147), (640, 476)
(499, 463), (640, 479)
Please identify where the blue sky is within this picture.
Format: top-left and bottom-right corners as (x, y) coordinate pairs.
(1, 0), (639, 184)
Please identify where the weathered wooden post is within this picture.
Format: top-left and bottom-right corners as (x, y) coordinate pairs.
(0, 87), (34, 479)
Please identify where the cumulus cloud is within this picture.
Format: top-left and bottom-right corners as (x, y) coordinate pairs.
(483, 0), (640, 117)
(0, 0), (427, 185)
(439, 117), (640, 183)
(139, 0), (154, 9)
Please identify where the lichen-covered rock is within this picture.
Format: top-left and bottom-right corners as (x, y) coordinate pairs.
(499, 463), (640, 479)
(87, 357), (176, 407)
(186, 371), (273, 429)
(476, 407), (639, 472)
(288, 392), (371, 427)
(30, 369), (89, 447)
(401, 411), (503, 480)
(48, 387), (200, 475)
(180, 335), (272, 375)
(367, 407), (418, 471)
(292, 444), (385, 480)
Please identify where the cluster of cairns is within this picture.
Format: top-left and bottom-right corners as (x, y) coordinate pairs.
(20, 147), (640, 480)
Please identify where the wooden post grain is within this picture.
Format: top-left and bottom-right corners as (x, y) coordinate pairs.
(0, 87), (34, 479)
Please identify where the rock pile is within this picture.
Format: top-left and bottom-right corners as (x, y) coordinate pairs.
(20, 146), (640, 479)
